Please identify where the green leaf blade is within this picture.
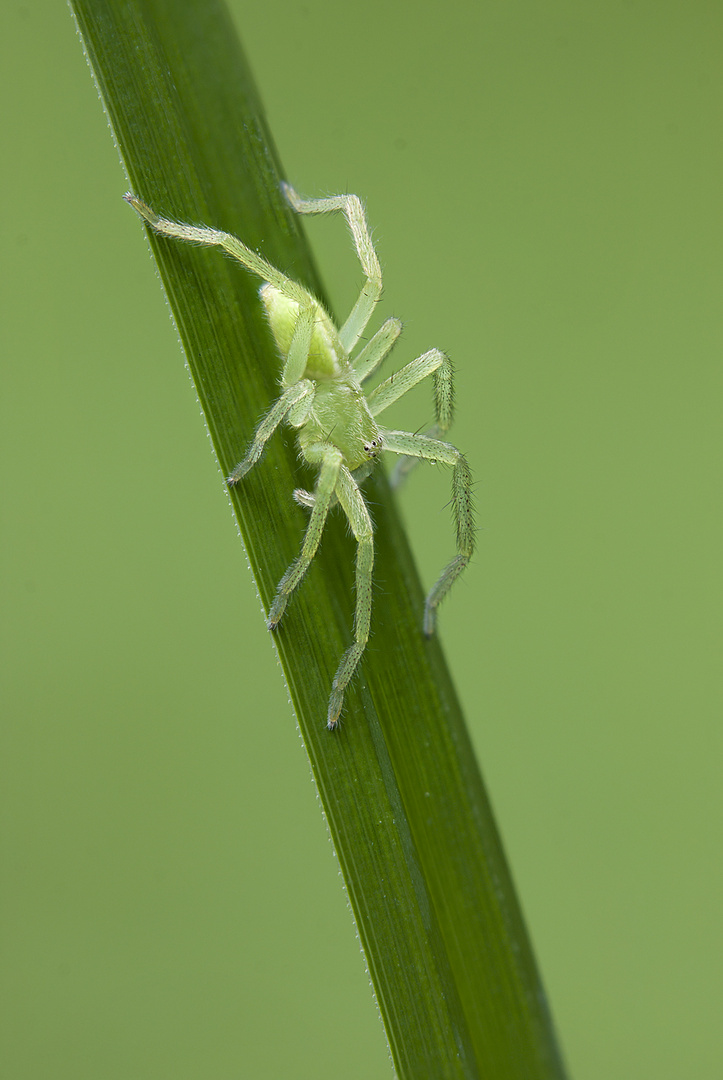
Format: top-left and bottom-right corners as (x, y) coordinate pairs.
(70, 1), (568, 1076)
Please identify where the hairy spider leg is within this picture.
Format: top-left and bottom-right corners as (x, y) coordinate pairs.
(380, 431), (474, 636)
(327, 467), (374, 728)
(226, 380), (315, 484)
(366, 347), (453, 424)
(124, 193), (308, 304)
(360, 341), (458, 488)
(361, 345), (470, 632)
(366, 347), (456, 489)
(122, 194), (327, 390)
(267, 445), (343, 629)
(281, 184), (382, 355)
(351, 317), (403, 382)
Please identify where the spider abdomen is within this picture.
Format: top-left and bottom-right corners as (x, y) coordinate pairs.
(260, 283), (344, 381)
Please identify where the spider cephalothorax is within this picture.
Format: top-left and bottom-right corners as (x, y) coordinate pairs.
(125, 185), (474, 727)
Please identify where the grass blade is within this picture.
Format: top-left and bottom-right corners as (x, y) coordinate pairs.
(70, 1), (568, 1076)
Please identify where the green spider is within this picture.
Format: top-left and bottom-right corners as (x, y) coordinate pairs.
(125, 184), (475, 728)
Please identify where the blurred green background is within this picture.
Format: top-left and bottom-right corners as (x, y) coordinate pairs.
(2, 1), (721, 1077)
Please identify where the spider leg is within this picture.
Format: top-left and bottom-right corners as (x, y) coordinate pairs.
(282, 184), (382, 354)
(367, 348), (452, 421)
(123, 194), (311, 306)
(267, 445), (342, 629)
(365, 347), (456, 490)
(292, 459), (373, 513)
(381, 430), (474, 636)
(227, 380), (315, 484)
(327, 467), (374, 728)
(278, 302), (318, 386)
(292, 488), (315, 509)
(125, 193), (325, 394)
(351, 317), (403, 382)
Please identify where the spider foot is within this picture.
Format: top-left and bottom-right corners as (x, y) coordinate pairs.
(327, 692), (343, 730)
(267, 594), (288, 630)
(293, 487), (315, 509)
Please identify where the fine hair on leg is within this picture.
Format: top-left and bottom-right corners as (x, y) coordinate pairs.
(381, 430), (475, 635)
(327, 467), (374, 728)
(267, 445), (342, 628)
(281, 183), (382, 354)
(227, 380), (315, 484)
